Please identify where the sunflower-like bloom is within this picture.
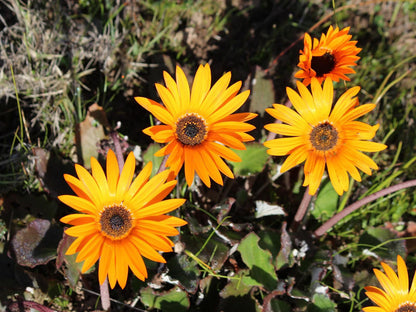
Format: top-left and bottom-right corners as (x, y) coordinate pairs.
(364, 255), (416, 311)
(263, 77), (386, 196)
(295, 26), (361, 86)
(59, 150), (186, 289)
(135, 64), (257, 187)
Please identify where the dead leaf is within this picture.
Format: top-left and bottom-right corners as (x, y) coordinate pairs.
(11, 219), (62, 268)
(77, 104), (108, 168)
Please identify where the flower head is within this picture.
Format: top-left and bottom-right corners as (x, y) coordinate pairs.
(263, 77), (386, 195)
(135, 64), (257, 187)
(295, 26), (361, 86)
(59, 150), (186, 289)
(364, 255), (416, 312)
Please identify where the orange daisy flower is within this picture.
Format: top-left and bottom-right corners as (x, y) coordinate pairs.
(263, 77), (386, 196)
(59, 150), (186, 289)
(135, 64), (257, 187)
(295, 26), (361, 86)
(364, 255), (416, 311)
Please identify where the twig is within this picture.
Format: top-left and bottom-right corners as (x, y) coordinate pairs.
(314, 179), (416, 237)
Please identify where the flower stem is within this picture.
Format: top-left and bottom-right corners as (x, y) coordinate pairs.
(157, 155), (168, 174)
(314, 179), (416, 237)
(99, 278), (111, 311)
(110, 131), (125, 171)
(291, 187), (312, 231)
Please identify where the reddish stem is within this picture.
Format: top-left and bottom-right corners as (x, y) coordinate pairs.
(291, 187), (312, 231)
(100, 278), (111, 311)
(157, 155), (168, 174)
(110, 131), (125, 171)
(314, 180), (416, 237)
(7, 297), (56, 312)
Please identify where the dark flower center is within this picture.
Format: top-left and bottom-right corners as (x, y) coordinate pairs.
(176, 113), (208, 146)
(100, 204), (132, 239)
(311, 52), (336, 77)
(310, 122), (338, 151)
(395, 302), (416, 312)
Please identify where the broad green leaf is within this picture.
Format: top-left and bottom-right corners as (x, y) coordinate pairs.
(258, 230), (281, 259)
(307, 294), (336, 312)
(56, 234), (85, 289)
(219, 294), (262, 312)
(237, 232), (278, 291)
(220, 270), (253, 298)
(269, 299), (291, 312)
(275, 223), (294, 270)
(140, 286), (189, 312)
(182, 233), (230, 271)
(166, 253), (200, 294)
(233, 143), (268, 177)
(250, 66), (275, 115)
(358, 227), (406, 261)
(142, 143), (164, 177)
(312, 180), (339, 221)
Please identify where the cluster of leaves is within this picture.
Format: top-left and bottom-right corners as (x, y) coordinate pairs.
(1, 0), (416, 311)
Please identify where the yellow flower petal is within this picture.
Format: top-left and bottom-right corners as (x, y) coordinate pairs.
(115, 152), (135, 202)
(136, 199), (186, 219)
(208, 90), (250, 122)
(190, 64), (211, 110)
(175, 65), (190, 110)
(106, 149), (119, 196)
(124, 240), (147, 280)
(129, 235), (166, 263)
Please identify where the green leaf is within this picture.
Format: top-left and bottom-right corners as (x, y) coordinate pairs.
(358, 227), (406, 260)
(237, 232), (278, 291)
(307, 294), (336, 312)
(312, 180), (339, 221)
(219, 294), (262, 312)
(258, 230), (281, 260)
(142, 143), (163, 177)
(233, 143), (268, 177)
(56, 234), (85, 289)
(275, 223), (293, 270)
(269, 299), (291, 312)
(219, 270), (253, 298)
(250, 66), (275, 115)
(166, 253), (200, 293)
(182, 233), (230, 271)
(140, 286), (190, 312)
